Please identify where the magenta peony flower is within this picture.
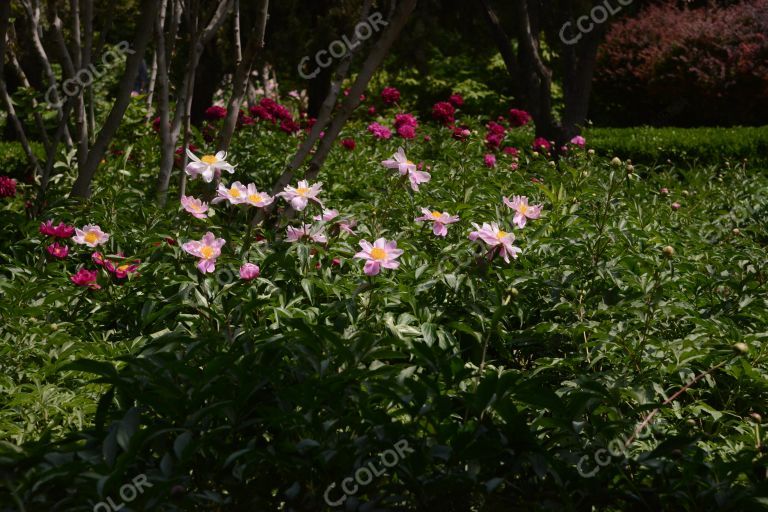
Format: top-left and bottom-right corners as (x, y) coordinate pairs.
(46, 242), (69, 259)
(451, 125), (471, 141)
(484, 154), (497, 168)
(393, 113), (418, 130)
(432, 101), (456, 125)
(397, 124), (416, 139)
(508, 109), (532, 127)
(367, 122), (392, 140)
(532, 137), (551, 153)
(0, 176), (17, 198)
(380, 86), (400, 105)
(503, 146), (519, 157)
(204, 105), (227, 121)
(40, 220), (75, 238)
(449, 93), (464, 108)
(70, 268), (100, 289)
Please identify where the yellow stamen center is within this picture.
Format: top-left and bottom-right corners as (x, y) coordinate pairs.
(296, 187), (309, 196)
(201, 155), (218, 164)
(496, 230), (508, 240)
(230, 187), (241, 198)
(370, 247), (386, 260)
(117, 264), (130, 272)
(189, 203), (201, 212)
(84, 232), (99, 244)
(249, 194), (262, 203)
(200, 246), (214, 259)
(519, 204), (528, 214)
(431, 211), (442, 218)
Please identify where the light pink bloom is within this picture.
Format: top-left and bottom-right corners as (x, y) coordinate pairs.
(285, 224), (327, 244)
(72, 224), (110, 247)
(182, 232), (226, 274)
(382, 147), (417, 175)
(415, 207), (460, 237)
(469, 222), (522, 263)
(239, 263), (260, 280)
(185, 149), (235, 182)
(212, 181), (248, 205)
(570, 135), (586, 147)
(313, 209), (339, 222)
(243, 184), (274, 208)
(382, 147), (431, 191)
(339, 219), (357, 235)
(671, 202), (681, 210)
(354, 238), (403, 276)
(503, 195), (543, 228)
(278, 180), (324, 211)
(181, 195), (209, 219)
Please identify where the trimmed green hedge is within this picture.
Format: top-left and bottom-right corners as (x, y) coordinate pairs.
(585, 126), (768, 165)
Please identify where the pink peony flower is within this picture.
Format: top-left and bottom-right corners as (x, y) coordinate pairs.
(185, 149), (235, 183)
(510, 162), (519, 170)
(73, 224), (110, 247)
(570, 135), (586, 147)
(382, 148), (431, 191)
(469, 222), (521, 263)
(204, 105), (227, 120)
(415, 208), (460, 237)
(449, 93), (464, 108)
(181, 195), (209, 219)
(671, 202), (681, 210)
(70, 268), (100, 289)
(503, 146), (519, 157)
(341, 138), (356, 150)
(339, 219), (357, 235)
(212, 181), (248, 205)
(367, 122), (392, 139)
(243, 184), (274, 208)
(484, 154), (497, 168)
(313, 209), (339, 222)
(239, 263), (260, 280)
(432, 101), (456, 125)
(367, 106), (377, 116)
(46, 242), (69, 259)
(40, 220), (75, 238)
(451, 126), (471, 141)
(508, 109), (531, 127)
(381, 86), (400, 105)
(503, 195), (543, 228)
(278, 180), (324, 211)
(285, 223), (327, 244)
(354, 238), (403, 276)
(660, 188), (670, 196)
(182, 232), (226, 274)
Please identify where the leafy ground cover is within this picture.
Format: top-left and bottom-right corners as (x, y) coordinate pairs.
(1, 100), (767, 511)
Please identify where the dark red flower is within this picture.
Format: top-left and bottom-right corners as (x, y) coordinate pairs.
(341, 138), (356, 150)
(204, 105), (227, 120)
(508, 109), (532, 127)
(380, 86), (400, 105)
(432, 101), (456, 125)
(449, 93), (464, 108)
(0, 176), (17, 198)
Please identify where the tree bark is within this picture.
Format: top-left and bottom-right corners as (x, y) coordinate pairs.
(218, 0), (270, 152)
(70, 0), (160, 197)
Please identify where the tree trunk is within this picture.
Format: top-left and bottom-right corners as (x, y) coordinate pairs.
(70, 0), (160, 197)
(218, 0), (270, 152)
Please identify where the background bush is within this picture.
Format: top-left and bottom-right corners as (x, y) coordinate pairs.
(592, 0), (768, 127)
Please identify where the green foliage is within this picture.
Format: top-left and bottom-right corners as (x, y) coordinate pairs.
(0, 141), (45, 178)
(586, 126), (768, 166)
(1, 118), (768, 511)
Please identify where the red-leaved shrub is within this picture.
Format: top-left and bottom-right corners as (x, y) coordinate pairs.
(593, 0), (768, 126)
